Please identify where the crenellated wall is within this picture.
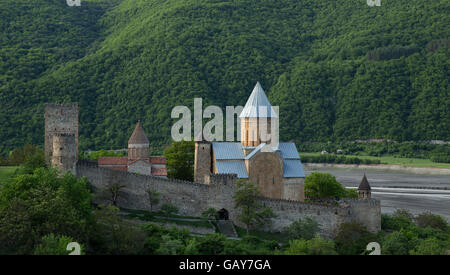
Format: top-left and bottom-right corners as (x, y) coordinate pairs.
(76, 160), (380, 237)
(257, 197), (380, 237)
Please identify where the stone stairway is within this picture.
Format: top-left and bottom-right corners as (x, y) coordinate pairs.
(217, 220), (238, 238)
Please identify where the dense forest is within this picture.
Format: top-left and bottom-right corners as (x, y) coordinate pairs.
(0, 0), (449, 156)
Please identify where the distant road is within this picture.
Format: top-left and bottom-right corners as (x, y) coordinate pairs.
(304, 166), (450, 220)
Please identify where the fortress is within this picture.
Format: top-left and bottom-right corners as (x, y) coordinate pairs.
(44, 84), (381, 237)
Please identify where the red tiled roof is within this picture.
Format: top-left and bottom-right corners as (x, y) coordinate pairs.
(150, 156), (167, 164)
(98, 157), (128, 165)
(151, 167), (167, 176)
(127, 158), (150, 165)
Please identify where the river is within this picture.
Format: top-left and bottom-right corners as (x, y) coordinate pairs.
(304, 166), (450, 220)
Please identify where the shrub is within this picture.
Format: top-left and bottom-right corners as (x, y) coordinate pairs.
(304, 172), (349, 199)
(381, 229), (419, 255)
(283, 217), (321, 240)
(196, 233), (227, 255)
(414, 212), (447, 231)
(334, 222), (376, 255)
(381, 210), (414, 231)
(34, 234), (81, 255)
(410, 238), (446, 255)
(284, 235), (337, 255)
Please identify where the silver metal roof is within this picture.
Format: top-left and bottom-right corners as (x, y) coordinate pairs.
(239, 82), (278, 118)
(283, 159), (306, 178)
(245, 143), (266, 160)
(216, 161), (249, 178)
(278, 142), (300, 159)
(212, 141), (305, 178)
(212, 142), (245, 160)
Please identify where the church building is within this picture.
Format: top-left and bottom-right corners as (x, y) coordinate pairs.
(98, 121), (167, 177)
(194, 82), (306, 201)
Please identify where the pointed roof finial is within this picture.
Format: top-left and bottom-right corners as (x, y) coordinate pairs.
(128, 120), (149, 145)
(358, 173), (371, 191)
(239, 82), (278, 118)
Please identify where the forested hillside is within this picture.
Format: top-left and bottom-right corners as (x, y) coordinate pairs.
(0, 0), (448, 155)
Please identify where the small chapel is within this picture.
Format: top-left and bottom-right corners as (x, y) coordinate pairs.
(98, 121), (167, 177)
(194, 82), (306, 201)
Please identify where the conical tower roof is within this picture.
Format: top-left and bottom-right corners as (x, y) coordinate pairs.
(128, 120), (149, 144)
(239, 82), (278, 118)
(358, 174), (371, 191)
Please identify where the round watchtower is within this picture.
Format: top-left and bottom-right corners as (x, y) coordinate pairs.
(51, 133), (77, 175)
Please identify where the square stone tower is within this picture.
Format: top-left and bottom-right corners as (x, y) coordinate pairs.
(44, 104), (79, 167)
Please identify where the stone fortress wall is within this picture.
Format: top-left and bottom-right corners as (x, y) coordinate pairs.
(76, 160), (381, 237)
(47, 103), (381, 237)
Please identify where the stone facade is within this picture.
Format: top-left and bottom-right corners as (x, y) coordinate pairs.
(128, 159), (151, 175)
(241, 117), (273, 147)
(45, 100), (381, 238)
(282, 178), (305, 201)
(194, 83), (305, 202)
(246, 151), (284, 199)
(44, 104), (78, 167)
(194, 141), (211, 185)
(76, 160), (381, 237)
(51, 133), (77, 175)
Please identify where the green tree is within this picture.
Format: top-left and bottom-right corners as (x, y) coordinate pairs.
(16, 147), (47, 174)
(381, 209), (414, 231)
(304, 172), (348, 199)
(334, 222), (376, 255)
(156, 234), (185, 255)
(414, 212), (447, 231)
(201, 208), (219, 220)
(283, 217), (321, 240)
(197, 233), (227, 255)
(146, 189), (160, 212)
(382, 229), (419, 255)
(89, 205), (146, 255)
(7, 145), (43, 166)
(0, 168), (92, 254)
(33, 234), (82, 255)
(164, 141), (195, 181)
(233, 180), (276, 234)
(184, 238), (200, 255)
(102, 180), (126, 206)
(284, 235), (337, 255)
(410, 238), (446, 255)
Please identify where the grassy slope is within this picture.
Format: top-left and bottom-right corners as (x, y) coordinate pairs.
(300, 153), (450, 169)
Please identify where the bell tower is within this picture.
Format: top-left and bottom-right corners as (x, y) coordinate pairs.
(128, 120), (150, 160)
(239, 82), (278, 152)
(358, 174), (372, 199)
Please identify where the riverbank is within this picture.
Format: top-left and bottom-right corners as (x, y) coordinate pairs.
(300, 152), (450, 169)
(303, 163), (450, 176)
